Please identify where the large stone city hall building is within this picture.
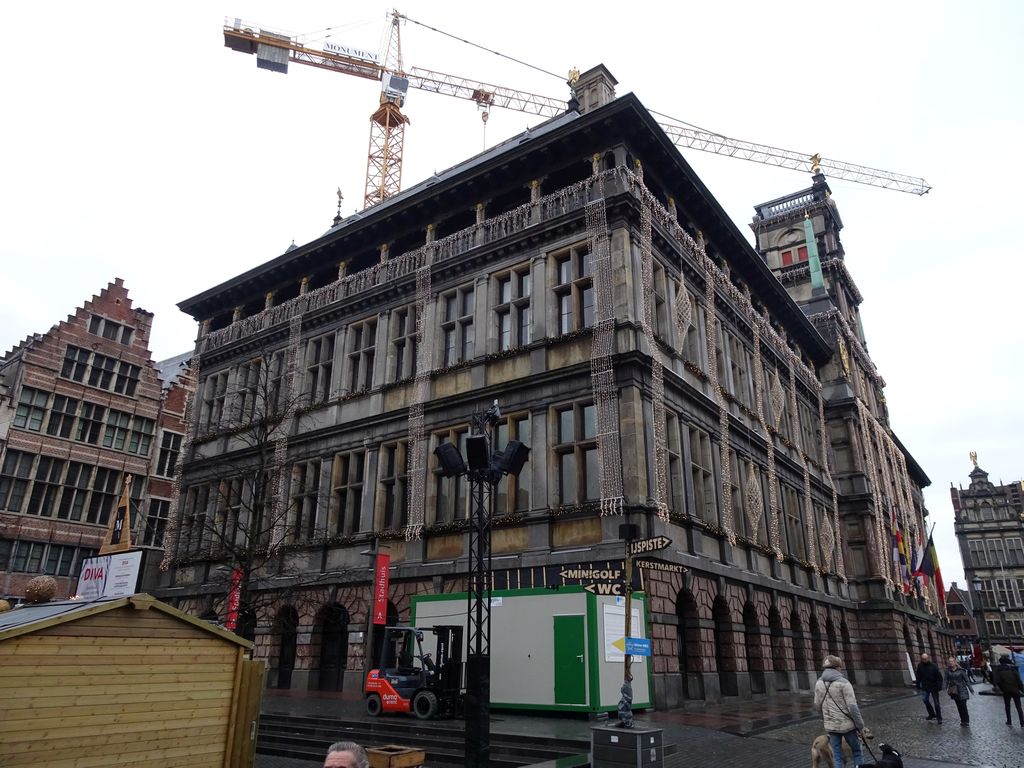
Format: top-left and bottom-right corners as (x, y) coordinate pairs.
(159, 67), (951, 703)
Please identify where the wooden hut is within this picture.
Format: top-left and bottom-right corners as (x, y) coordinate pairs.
(0, 593), (264, 767)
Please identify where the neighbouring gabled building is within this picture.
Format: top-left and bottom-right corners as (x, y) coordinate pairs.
(952, 460), (1024, 647)
(945, 582), (979, 648)
(0, 280), (192, 600)
(162, 65), (950, 702)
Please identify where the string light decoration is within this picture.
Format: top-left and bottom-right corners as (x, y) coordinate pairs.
(817, 392), (845, 580)
(752, 323), (784, 559)
(585, 188), (626, 517)
(269, 314), (304, 554)
(638, 201), (671, 523)
(744, 461), (763, 541)
(160, 355), (201, 571)
(769, 369), (786, 429)
(788, 365), (817, 568)
(855, 398), (892, 589)
(405, 251), (435, 541)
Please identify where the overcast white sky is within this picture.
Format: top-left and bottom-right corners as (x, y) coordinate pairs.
(2, 2), (1021, 588)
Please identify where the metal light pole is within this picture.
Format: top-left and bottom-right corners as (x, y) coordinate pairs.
(434, 401), (529, 768)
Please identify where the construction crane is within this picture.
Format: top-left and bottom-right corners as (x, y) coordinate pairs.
(223, 13), (931, 207)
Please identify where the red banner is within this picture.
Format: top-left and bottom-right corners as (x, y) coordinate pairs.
(373, 553), (390, 625)
(225, 568), (242, 631)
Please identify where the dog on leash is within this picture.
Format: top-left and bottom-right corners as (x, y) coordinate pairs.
(810, 727), (873, 768)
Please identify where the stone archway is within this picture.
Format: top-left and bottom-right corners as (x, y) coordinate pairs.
(809, 614), (825, 669)
(769, 606), (789, 691)
(315, 604), (350, 692)
(676, 589), (704, 700)
(713, 597), (738, 697)
(826, 616), (838, 658)
(791, 610), (810, 690)
(744, 601), (766, 695)
(273, 605), (299, 690)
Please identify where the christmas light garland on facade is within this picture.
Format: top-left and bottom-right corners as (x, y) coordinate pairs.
(405, 248), (434, 541)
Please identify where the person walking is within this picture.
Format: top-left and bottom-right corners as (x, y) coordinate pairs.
(915, 652), (944, 723)
(944, 656), (975, 727)
(991, 654), (1024, 727)
(814, 655), (866, 768)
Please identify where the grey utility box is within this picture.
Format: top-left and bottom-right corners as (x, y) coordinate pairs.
(591, 725), (664, 768)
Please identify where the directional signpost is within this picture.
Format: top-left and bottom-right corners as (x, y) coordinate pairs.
(633, 559), (686, 574)
(627, 535), (672, 556)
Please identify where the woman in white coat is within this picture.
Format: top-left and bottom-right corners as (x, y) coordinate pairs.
(813, 655), (866, 768)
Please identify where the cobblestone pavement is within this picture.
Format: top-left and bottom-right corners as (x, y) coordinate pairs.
(254, 686), (998, 768)
(762, 688), (1024, 768)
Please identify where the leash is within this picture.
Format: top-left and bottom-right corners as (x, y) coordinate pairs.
(824, 681), (877, 762)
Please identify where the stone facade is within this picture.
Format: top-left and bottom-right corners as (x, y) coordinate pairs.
(0, 280), (192, 599)
(161, 68), (951, 700)
(952, 464), (1024, 647)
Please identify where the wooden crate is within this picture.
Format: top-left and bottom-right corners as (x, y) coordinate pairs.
(367, 744), (427, 768)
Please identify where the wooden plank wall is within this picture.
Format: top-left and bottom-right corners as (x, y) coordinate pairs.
(0, 607), (237, 768)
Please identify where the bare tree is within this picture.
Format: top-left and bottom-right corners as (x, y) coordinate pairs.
(167, 344), (354, 640)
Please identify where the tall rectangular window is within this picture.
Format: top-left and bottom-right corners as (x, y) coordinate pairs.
(0, 451), (35, 513)
(14, 388), (48, 431)
(43, 543), (83, 577)
(26, 457), (65, 517)
(727, 333), (753, 408)
(46, 395), (79, 438)
(390, 306), (418, 382)
(307, 333), (335, 402)
(331, 450), (365, 536)
(87, 353), (117, 390)
(553, 243), (594, 334)
(183, 484), (211, 554)
(688, 426), (716, 521)
(651, 261), (668, 336)
(987, 539), (1007, 566)
(103, 410), (131, 450)
(290, 461), (321, 543)
(347, 319), (376, 392)
(76, 402), (106, 444)
(782, 484), (806, 559)
(215, 478), (243, 548)
(11, 541), (46, 574)
(798, 400), (820, 461)
(235, 358), (262, 423)
(269, 350), (286, 412)
(58, 462), (93, 521)
(86, 468), (120, 525)
(552, 402), (598, 505)
(202, 371), (229, 430)
(127, 416), (155, 456)
(379, 441), (409, 530)
(494, 413), (531, 515)
(143, 499), (171, 547)
(494, 265), (531, 351)
(441, 285), (475, 365)
(729, 449), (745, 534)
(666, 413), (683, 514)
(61, 346), (90, 382)
(113, 361), (141, 397)
(682, 291), (704, 368)
(156, 432), (183, 477)
(1007, 537), (1024, 565)
(433, 428), (470, 523)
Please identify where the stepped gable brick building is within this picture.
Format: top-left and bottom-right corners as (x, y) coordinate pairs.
(0, 279), (192, 600)
(164, 65), (951, 701)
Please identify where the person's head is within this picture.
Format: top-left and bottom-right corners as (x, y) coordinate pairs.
(946, 656), (958, 668)
(822, 654), (844, 670)
(324, 742), (369, 768)
(920, 653), (931, 663)
(1000, 654), (1011, 664)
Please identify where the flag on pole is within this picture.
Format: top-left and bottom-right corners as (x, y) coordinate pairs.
(914, 532), (945, 610)
(99, 474), (133, 555)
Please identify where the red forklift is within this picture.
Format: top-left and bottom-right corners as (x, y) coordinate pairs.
(364, 625), (464, 719)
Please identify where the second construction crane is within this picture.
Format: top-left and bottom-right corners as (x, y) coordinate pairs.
(223, 12), (930, 209)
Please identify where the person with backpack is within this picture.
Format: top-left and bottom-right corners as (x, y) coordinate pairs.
(814, 655), (866, 768)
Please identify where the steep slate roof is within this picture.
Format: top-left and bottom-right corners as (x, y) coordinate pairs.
(0, 593), (252, 648)
(153, 351), (192, 391)
(180, 93), (831, 363)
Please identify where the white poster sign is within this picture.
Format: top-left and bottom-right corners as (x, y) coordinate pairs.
(603, 604), (644, 664)
(76, 551), (143, 600)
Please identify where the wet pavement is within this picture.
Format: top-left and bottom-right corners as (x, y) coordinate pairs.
(254, 685), (1016, 768)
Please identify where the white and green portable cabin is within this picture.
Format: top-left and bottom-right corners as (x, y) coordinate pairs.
(410, 586), (652, 713)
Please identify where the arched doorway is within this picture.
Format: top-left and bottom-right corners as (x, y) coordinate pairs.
(676, 589), (704, 700)
(274, 606), (299, 690)
(809, 615), (825, 669)
(769, 607), (788, 691)
(743, 602), (766, 694)
(713, 597), (738, 697)
(316, 604), (350, 691)
(915, 627), (925, 660)
(903, 624), (914, 665)
(791, 610), (810, 690)
(826, 617), (838, 658)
